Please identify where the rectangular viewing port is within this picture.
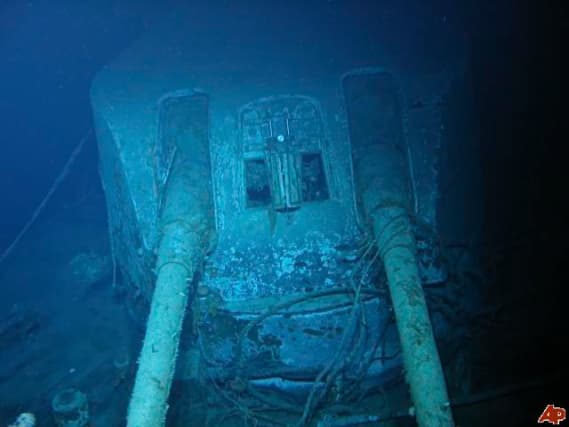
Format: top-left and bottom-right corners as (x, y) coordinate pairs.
(301, 152), (329, 202)
(245, 159), (271, 208)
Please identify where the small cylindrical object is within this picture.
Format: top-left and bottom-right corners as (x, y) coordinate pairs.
(52, 388), (89, 427)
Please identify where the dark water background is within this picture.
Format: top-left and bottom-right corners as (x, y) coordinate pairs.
(0, 0), (565, 426)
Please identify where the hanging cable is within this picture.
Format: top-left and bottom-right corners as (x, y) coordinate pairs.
(0, 129), (92, 266)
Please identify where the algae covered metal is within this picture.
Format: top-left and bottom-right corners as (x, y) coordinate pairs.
(91, 11), (458, 427)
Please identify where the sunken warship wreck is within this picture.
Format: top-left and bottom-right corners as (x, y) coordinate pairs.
(90, 12), (462, 427)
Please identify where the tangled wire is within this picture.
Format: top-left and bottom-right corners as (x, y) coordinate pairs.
(194, 234), (407, 427)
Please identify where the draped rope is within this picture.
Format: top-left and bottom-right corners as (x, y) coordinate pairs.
(0, 129), (92, 266)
